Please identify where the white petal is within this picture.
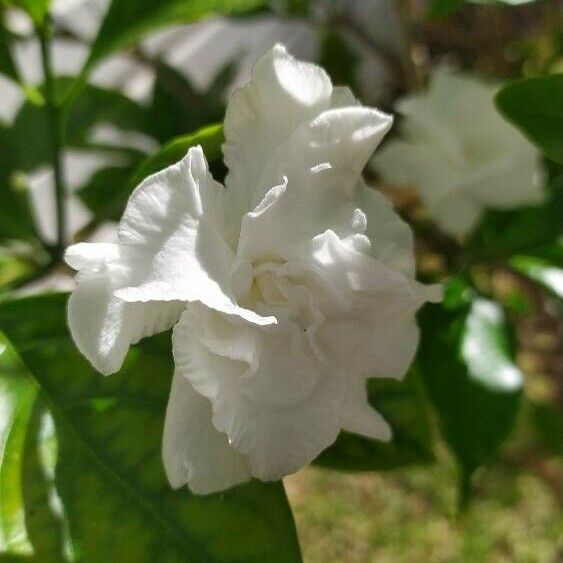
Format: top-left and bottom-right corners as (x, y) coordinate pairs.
(310, 230), (423, 379)
(114, 146), (275, 327)
(236, 108), (393, 265)
(172, 305), (344, 482)
(223, 44), (332, 212)
(356, 183), (415, 276)
(330, 86), (360, 108)
(65, 242), (119, 271)
(341, 381), (392, 441)
(428, 193), (483, 237)
(68, 267), (184, 375)
(162, 371), (251, 494)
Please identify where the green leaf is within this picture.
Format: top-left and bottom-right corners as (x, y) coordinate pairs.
(82, 0), (266, 78)
(467, 195), (563, 263)
(131, 123), (225, 186)
(0, 294), (302, 562)
(495, 74), (563, 164)
(510, 255), (563, 300)
(148, 60), (233, 144)
(418, 293), (524, 474)
(314, 370), (434, 471)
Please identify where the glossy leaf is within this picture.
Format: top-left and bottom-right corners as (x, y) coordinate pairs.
(418, 293), (523, 474)
(131, 123), (225, 186)
(510, 255), (563, 300)
(314, 370), (434, 471)
(496, 74), (563, 164)
(83, 0), (265, 77)
(0, 294), (302, 562)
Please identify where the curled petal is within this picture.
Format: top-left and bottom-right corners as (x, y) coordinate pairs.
(224, 43), (332, 212)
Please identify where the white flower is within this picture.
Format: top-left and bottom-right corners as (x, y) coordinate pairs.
(372, 70), (545, 237)
(65, 45), (440, 495)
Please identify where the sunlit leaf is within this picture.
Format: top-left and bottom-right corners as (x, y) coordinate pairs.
(0, 334), (36, 556)
(510, 255), (563, 300)
(131, 123), (225, 186)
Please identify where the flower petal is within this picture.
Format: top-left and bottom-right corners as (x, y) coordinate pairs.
(172, 304), (345, 482)
(236, 108), (393, 265)
(112, 146), (275, 327)
(68, 265), (184, 375)
(162, 371), (251, 494)
(224, 44), (332, 212)
(341, 381), (392, 441)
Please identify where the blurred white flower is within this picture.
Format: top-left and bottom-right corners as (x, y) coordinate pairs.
(372, 70), (545, 237)
(65, 45), (440, 494)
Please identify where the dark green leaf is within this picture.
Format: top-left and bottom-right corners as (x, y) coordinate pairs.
(467, 192), (563, 262)
(314, 370), (434, 471)
(83, 0), (266, 78)
(495, 74), (563, 164)
(0, 294), (302, 562)
(148, 60), (233, 144)
(418, 293), (523, 473)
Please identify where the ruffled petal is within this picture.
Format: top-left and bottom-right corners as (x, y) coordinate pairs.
(172, 305), (345, 482)
(224, 44), (332, 212)
(309, 230), (423, 379)
(113, 146), (275, 327)
(67, 262), (184, 375)
(162, 371), (251, 494)
(235, 107), (393, 266)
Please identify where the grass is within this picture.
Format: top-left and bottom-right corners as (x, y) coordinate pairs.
(285, 446), (562, 563)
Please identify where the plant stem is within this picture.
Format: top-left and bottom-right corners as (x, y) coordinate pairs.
(37, 19), (67, 261)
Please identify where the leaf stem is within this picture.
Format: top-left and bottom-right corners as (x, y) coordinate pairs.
(37, 19), (67, 261)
